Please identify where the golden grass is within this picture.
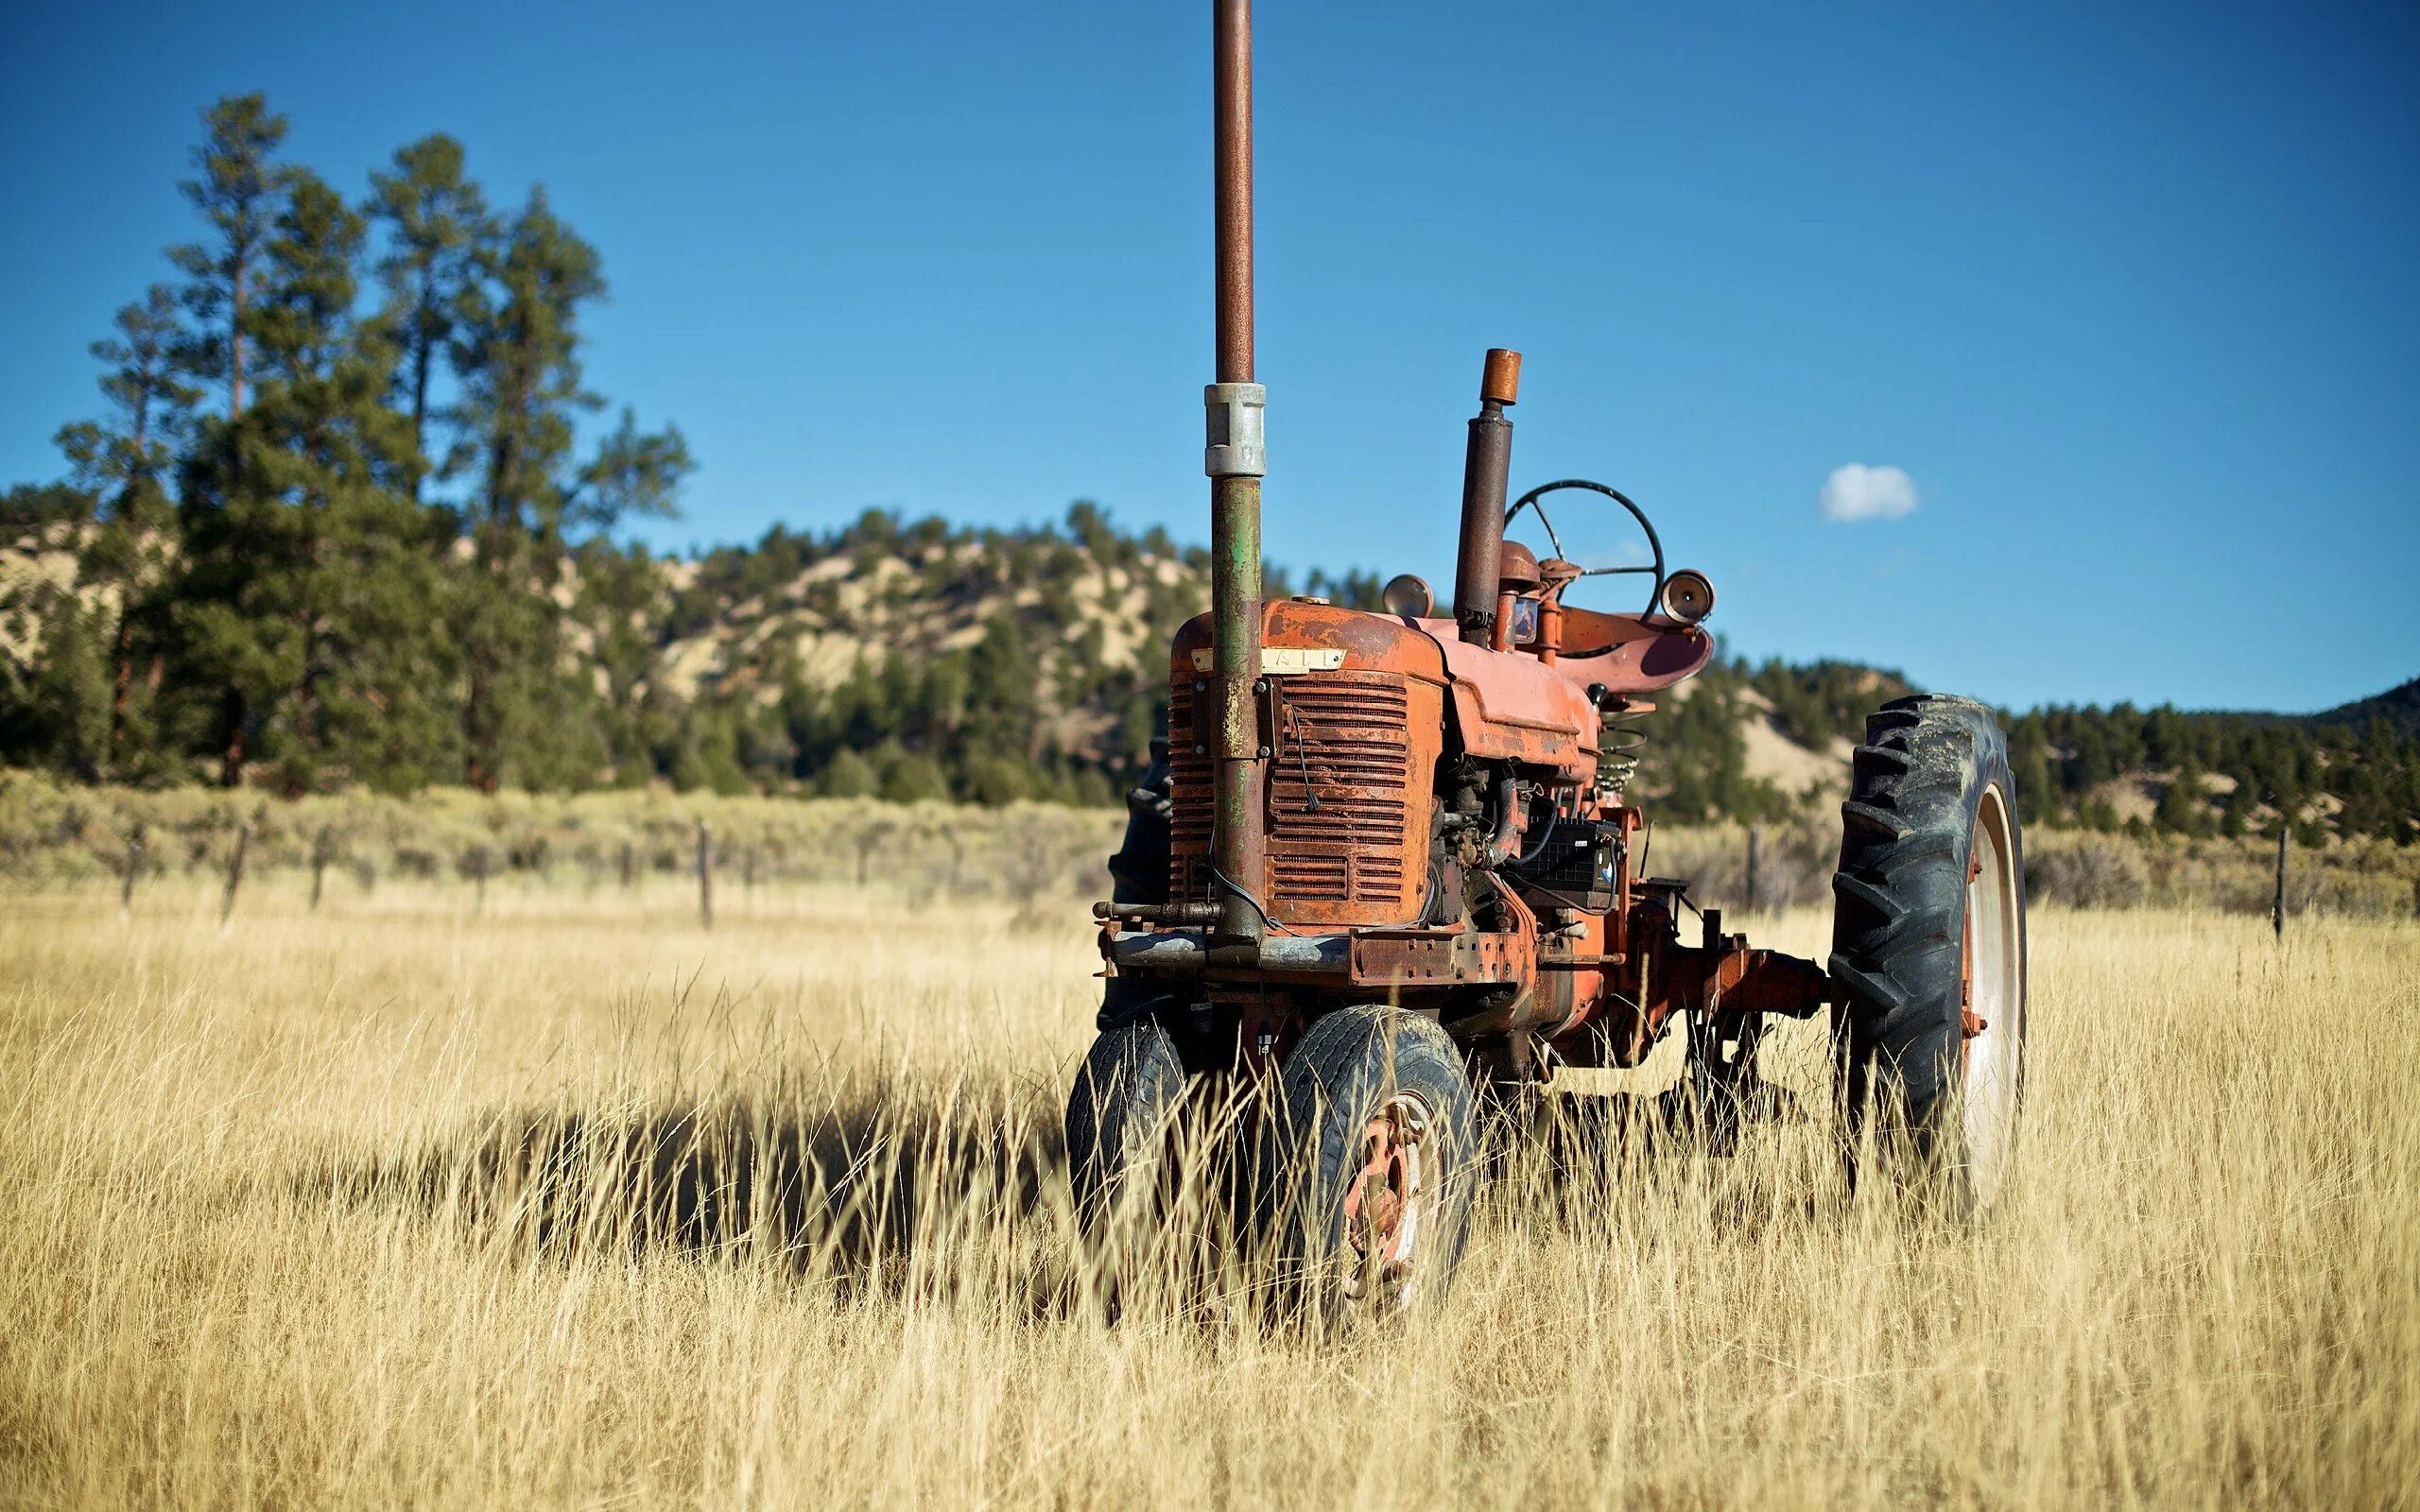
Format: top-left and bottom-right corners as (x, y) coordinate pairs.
(2, 878), (2413, 1508)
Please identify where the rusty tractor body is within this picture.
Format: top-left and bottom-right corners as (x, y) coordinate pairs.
(1067, 1), (2029, 1315)
(1107, 487), (1828, 1089)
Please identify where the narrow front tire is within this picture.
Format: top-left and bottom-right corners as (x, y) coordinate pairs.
(1265, 1006), (1478, 1323)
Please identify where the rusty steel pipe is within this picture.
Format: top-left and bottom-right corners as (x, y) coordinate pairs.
(1453, 349), (1520, 645)
(1214, 0), (1253, 386)
(1207, 0), (1266, 960)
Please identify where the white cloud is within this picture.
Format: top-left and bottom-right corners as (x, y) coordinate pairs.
(1819, 463), (1920, 523)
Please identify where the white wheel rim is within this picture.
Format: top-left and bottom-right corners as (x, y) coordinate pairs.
(1962, 784), (2024, 1204)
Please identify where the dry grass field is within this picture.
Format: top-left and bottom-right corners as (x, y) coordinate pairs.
(2, 875), (2414, 1509)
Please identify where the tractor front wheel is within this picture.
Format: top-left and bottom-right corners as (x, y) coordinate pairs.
(1265, 1006), (1478, 1323)
(1065, 1017), (1194, 1237)
(1830, 694), (2030, 1215)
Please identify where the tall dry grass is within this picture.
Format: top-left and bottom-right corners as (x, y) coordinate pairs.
(1, 876), (2413, 1508)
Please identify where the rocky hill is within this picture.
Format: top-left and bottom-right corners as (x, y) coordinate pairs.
(4, 493), (2414, 841)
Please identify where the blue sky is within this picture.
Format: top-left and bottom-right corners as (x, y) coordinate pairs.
(4, 1), (2415, 713)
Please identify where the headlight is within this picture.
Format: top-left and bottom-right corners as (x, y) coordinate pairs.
(1659, 569), (1715, 624)
(1381, 573), (1434, 618)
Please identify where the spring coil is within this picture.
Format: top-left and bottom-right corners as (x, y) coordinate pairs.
(1598, 705), (1650, 798)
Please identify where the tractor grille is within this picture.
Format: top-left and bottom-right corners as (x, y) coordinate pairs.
(1168, 666), (1436, 928)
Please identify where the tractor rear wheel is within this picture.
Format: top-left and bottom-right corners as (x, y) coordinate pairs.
(1265, 1006), (1478, 1323)
(1829, 694), (2029, 1215)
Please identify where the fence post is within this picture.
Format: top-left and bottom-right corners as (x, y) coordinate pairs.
(1744, 825), (1761, 916)
(620, 839), (636, 891)
(220, 822), (251, 928)
(119, 822), (145, 919)
(310, 825), (333, 911)
(697, 820), (715, 930)
(2271, 824), (2288, 940)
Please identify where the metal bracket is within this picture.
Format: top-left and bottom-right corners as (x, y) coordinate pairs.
(1203, 382), (1266, 477)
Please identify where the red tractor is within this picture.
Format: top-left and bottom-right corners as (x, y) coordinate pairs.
(1070, 1), (2027, 1315)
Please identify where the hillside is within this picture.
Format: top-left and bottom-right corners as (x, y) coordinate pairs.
(2315, 676), (2420, 736)
(7, 494), (2415, 841)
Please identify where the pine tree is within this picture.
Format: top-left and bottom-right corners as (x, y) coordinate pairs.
(14, 598), (114, 780)
(365, 135), (489, 498)
(2152, 761), (2210, 837)
(169, 94), (287, 421)
(818, 747), (878, 799)
(444, 189), (688, 790)
(176, 166), (452, 791)
(54, 284), (199, 520)
(51, 284), (200, 776)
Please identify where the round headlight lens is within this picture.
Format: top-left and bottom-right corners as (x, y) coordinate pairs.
(1659, 569), (1715, 624)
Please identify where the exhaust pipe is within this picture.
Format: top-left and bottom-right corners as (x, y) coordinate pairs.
(1453, 348), (1521, 645)
(1204, 0), (1266, 962)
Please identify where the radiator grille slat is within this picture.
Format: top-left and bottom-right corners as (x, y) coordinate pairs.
(1167, 665), (1433, 926)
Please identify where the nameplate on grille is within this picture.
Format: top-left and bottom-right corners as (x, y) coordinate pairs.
(1189, 646), (1346, 675)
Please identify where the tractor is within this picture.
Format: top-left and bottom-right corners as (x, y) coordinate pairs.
(1068, 1), (2027, 1316)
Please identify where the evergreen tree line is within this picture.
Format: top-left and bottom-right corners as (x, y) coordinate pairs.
(1682, 659), (2419, 845)
(2000, 700), (2419, 844)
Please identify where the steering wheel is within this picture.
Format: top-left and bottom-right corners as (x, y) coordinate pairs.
(1505, 478), (1667, 619)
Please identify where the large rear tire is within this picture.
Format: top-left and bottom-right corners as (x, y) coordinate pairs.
(1829, 694), (2029, 1214)
(1265, 1006), (1478, 1324)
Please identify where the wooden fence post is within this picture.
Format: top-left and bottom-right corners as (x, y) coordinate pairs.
(620, 840), (636, 891)
(119, 823), (145, 919)
(2271, 824), (2288, 940)
(220, 822), (251, 928)
(697, 820), (715, 930)
(1744, 826), (1761, 916)
(310, 825), (333, 912)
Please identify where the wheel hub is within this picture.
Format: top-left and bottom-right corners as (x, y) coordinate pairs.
(1340, 1091), (1432, 1301)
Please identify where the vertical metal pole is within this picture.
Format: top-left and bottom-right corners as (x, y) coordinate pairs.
(220, 822), (251, 928)
(2272, 823), (2288, 940)
(310, 825), (332, 911)
(1207, 0), (1265, 960)
(119, 823), (144, 920)
(1745, 825), (1761, 917)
